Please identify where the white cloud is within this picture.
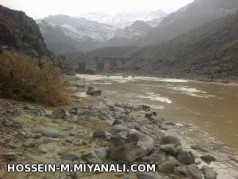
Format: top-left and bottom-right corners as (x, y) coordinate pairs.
(0, 0), (194, 19)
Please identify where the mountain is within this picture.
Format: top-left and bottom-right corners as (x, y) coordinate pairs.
(0, 4), (51, 57)
(37, 15), (158, 55)
(79, 10), (167, 28)
(37, 15), (119, 54)
(139, 0), (238, 46)
(67, 11), (238, 82)
(105, 21), (152, 47)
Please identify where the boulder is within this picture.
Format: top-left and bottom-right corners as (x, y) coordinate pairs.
(51, 108), (68, 119)
(175, 164), (202, 179)
(61, 154), (80, 161)
(201, 155), (216, 164)
(151, 117), (163, 125)
(141, 105), (150, 111)
(94, 147), (108, 161)
(158, 160), (177, 173)
(161, 135), (181, 146)
(110, 125), (128, 134)
(191, 144), (208, 152)
(177, 150), (195, 165)
(93, 129), (106, 139)
(141, 153), (167, 164)
(98, 110), (112, 120)
(145, 112), (157, 118)
(135, 117), (149, 125)
(128, 129), (145, 139)
(23, 141), (36, 148)
(1, 152), (17, 160)
(202, 165), (217, 179)
(109, 135), (154, 162)
(37, 146), (48, 154)
(86, 86), (101, 96)
(112, 119), (123, 126)
(69, 107), (79, 115)
(42, 129), (59, 138)
(160, 144), (177, 155)
(83, 151), (102, 164)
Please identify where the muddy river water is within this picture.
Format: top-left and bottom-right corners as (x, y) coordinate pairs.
(76, 74), (238, 178)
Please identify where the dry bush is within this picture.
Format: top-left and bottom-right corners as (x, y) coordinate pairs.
(0, 51), (70, 106)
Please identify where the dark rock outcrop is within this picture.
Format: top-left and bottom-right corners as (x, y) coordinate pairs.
(0, 5), (52, 57)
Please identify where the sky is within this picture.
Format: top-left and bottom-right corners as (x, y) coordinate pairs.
(0, 0), (194, 19)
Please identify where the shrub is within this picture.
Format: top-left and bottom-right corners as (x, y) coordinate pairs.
(0, 51), (70, 106)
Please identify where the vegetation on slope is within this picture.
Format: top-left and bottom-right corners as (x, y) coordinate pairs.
(0, 51), (70, 106)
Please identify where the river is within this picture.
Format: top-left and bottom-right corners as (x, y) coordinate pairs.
(76, 74), (238, 178)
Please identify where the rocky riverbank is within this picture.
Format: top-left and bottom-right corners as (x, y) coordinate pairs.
(0, 75), (235, 179)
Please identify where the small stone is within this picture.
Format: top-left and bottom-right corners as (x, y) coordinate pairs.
(42, 129), (59, 138)
(83, 151), (102, 164)
(23, 141), (36, 148)
(51, 108), (68, 119)
(1, 152), (17, 160)
(201, 155), (216, 164)
(74, 140), (87, 146)
(112, 119), (123, 126)
(115, 173), (124, 177)
(61, 154), (80, 161)
(93, 129), (106, 139)
(37, 146), (48, 154)
(32, 134), (41, 139)
(31, 128), (42, 133)
(70, 130), (79, 136)
(110, 125), (128, 134)
(160, 124), (169, 130)
(191, 144), (208, 152)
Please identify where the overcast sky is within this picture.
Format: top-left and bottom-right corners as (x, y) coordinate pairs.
(0, 0), (194, 19)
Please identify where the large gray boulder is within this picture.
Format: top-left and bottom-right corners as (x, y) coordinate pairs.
(158, 160), (177, 173)
(86, 86), (101, 96)
(109, 135), (154, 162)
(175, 164), (202, 179)
(177, 150), (195, 164)
(161, 135), (181, 146)
(202, 165), (217, 179)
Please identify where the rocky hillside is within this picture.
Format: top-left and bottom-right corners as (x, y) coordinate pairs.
(67, 11), (238, 82)
(125, 11), (238, 81)
(139, 0), (238, 46)
(0, 5), (51, 57)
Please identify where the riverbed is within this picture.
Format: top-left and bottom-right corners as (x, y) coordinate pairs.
(76, 74), (238, 178)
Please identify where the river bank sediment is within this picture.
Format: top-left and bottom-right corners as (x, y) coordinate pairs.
(0, 74), (237, 179)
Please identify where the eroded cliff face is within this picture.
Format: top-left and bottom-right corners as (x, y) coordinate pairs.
(0, 5), (52, 57)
